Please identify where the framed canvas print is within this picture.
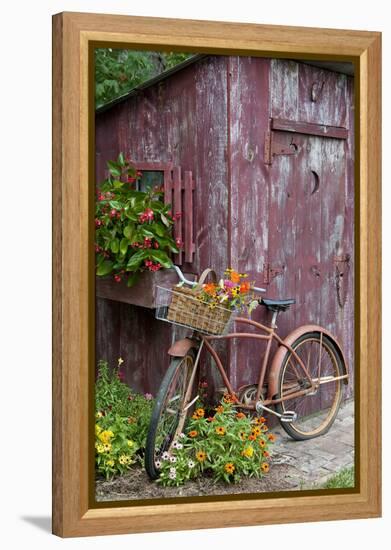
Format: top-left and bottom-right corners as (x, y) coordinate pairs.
(52, 12), (381, 537)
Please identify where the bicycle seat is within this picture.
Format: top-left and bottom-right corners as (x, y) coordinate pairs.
(259, 298), (296, 312)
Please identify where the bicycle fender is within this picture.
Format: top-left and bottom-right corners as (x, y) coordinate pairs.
(168, 338), (199, 357)
(267, 324), (349, 400)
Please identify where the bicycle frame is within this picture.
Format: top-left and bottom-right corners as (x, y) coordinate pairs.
(194, 316), (327, 410)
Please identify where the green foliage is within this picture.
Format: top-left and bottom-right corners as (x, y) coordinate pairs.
(95, 154), (179, 286)
(157, 396), (275, 487)
(322, 466), (355, 489)
(95, 48), (192, 109)
(95, 359), (155, 479)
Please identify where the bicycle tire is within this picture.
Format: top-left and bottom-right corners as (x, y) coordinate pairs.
(145, 349), (197, 480)
(275, 332), (344, 440)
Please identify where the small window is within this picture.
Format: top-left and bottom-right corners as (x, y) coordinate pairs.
(136, 170), (164, 193)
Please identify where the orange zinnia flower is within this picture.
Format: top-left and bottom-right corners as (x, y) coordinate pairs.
(261, 462), (270, 473)
(195, 408), (205, 418)
(207, 416), (216, 422)
(262, 425), (269, 432)
(216, 426), (226, 436)
(215, 405), (224, 414)
(204, 283), (217, 295)
(223, 393), (235, 404)
(236, 412), (246, 419)
(268, 433), (276, 442)
(252, 427), (262, 437)
(240, 281), (250, 294)
(263, 450), (270, 458)
(188, 430), (198, 438)
(230, 271), (241, 283)
(196, 450), (206, 462)
(259, 438), (266, 448)
(224, 463), (235, 474)
(248, 434), (256, 441)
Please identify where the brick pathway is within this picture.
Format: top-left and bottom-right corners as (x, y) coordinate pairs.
(270, 398), (354, 489)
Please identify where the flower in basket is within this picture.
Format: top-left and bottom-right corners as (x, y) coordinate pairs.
(197, 269), (259, 315)
(95, 153), (179, 287)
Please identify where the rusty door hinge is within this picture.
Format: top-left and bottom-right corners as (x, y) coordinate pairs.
(334, 254), (351, 308)
(263, 263), (284, 285)
(264, 128), (298, 165)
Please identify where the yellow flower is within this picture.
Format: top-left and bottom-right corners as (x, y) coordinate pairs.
(242, 446), (254, 458)
(261, 462), (270, 473)
(252, 426), (262, 437)
(103, 443), (112, 452)
(195, 408), (205, 418)
(96, 443), (105, 454)
(106, 459), (114, 467)
(119, 454), (128, 465)
(127, 440), (134, 447)
(96, 411), (103, 419)
(215, 426), (226, 436)
(99, 430), (114, 444)
(95, 424), (102, 435)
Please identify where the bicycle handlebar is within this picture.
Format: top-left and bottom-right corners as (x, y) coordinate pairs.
(172, 265), (266, 293)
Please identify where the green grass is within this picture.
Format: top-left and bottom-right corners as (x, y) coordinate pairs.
(322, 466), (355, 489)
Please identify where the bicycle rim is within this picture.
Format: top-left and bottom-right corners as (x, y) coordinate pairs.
(278, 334), (343, 438)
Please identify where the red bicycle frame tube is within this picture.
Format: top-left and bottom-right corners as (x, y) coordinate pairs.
(202, 316), (316, 408)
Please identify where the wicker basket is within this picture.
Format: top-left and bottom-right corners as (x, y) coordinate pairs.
(165, 268), (232, 335)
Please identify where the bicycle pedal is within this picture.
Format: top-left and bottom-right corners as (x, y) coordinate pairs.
(281, 411), (297, 423)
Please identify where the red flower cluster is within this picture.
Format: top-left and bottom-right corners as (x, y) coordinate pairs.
(144, 259), (161, 272)
(139, 208), (154, 223)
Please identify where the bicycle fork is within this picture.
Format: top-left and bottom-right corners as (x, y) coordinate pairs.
(174, 341), (204, 438)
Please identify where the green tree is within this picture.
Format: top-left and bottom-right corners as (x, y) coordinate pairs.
(95, 49), (192, 109)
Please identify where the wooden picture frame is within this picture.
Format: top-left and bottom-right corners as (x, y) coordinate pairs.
(52, 11), (381, 537)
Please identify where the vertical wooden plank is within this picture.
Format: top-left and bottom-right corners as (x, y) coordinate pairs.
(95, 297), (121, 370)
(270, 59), (299, 120)
(184, 170), (194, 263)
(229, 56), (271, 391)
(298, 63), (347, 127)
(173, 165), (182, 264)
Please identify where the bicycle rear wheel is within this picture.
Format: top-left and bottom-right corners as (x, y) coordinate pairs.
(145, 349), (197, 480)
(275, 332), (344, 440)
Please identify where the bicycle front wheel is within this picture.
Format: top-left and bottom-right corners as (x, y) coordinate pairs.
(275, 332), (344, 440)
(145, 350), (197, 480)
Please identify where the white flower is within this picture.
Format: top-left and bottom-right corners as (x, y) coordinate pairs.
(172, 440), (179, 449)
(179, 433), (186, 439)
(175, 442), (183, 450)
(155, 460), (162, 468)
(169, 471), (176, 479)
(170, 467), (176, 474)
(169, 455), (177, 463)
(162, 452), (170, 461)
(188, 460), (195, 469)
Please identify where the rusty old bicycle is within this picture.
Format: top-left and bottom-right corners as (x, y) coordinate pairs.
(145, 266), (349, 479)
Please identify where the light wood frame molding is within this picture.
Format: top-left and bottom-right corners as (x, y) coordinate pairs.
(52, 11), (381, 537)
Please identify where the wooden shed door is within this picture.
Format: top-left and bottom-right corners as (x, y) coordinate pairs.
(266, 128), (351, 341)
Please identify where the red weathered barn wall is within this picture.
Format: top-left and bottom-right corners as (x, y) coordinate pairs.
(95, 55), (354, 401)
